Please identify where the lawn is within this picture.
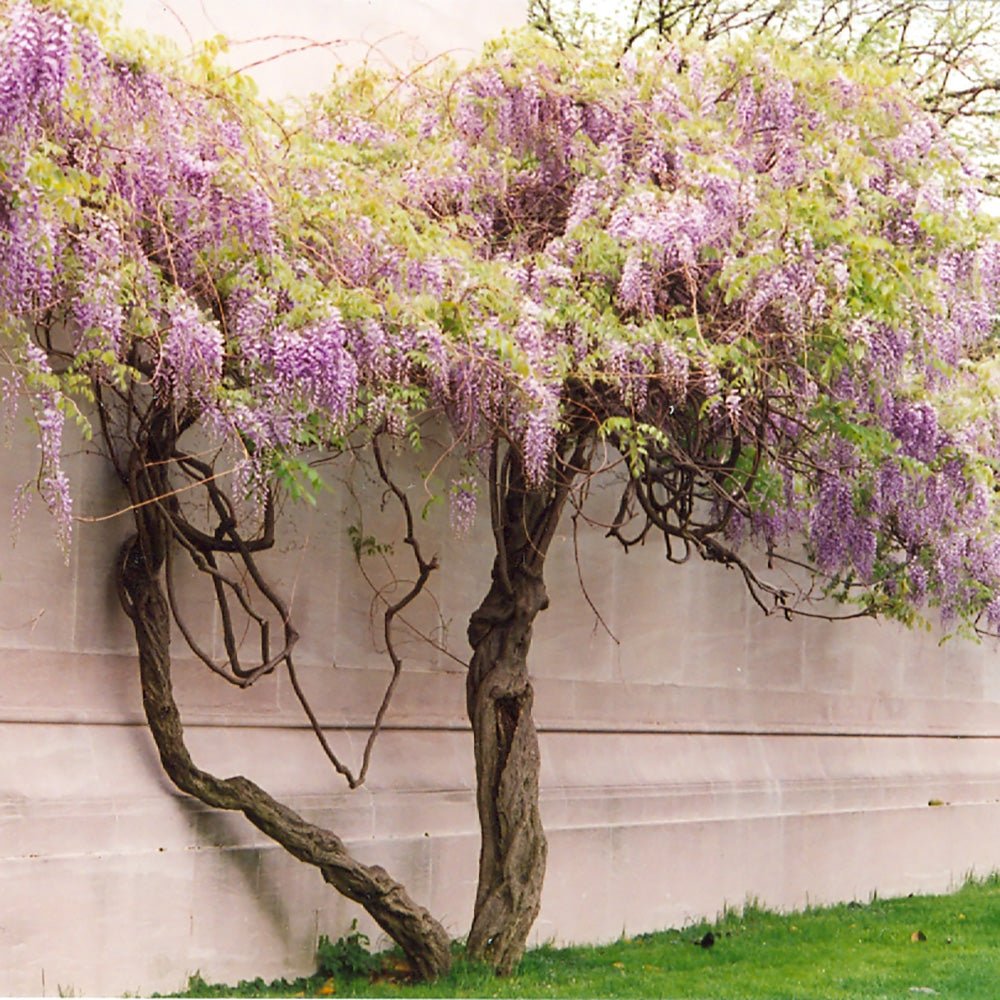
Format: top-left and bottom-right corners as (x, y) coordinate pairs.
(167, 875), (1000, 999)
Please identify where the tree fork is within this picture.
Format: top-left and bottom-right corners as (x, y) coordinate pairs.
(118, 526), (453, 981)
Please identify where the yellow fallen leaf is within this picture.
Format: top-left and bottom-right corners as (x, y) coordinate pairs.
(318, 977), (336, 995)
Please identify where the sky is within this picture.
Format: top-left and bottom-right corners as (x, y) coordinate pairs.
(119, 0), (529, 96)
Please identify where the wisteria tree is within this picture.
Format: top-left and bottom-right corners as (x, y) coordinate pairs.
(4, 0), (1000, 981)
(530, 0), (1000, 189)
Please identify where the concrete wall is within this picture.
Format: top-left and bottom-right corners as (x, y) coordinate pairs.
(4, 418), (1000, 996)
(5, 2), (1000, 995)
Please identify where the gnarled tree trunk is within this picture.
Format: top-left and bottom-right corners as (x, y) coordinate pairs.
(118, 518), (453, 980)
(465, 568), (548, 974)
(465, 435), (591, 974)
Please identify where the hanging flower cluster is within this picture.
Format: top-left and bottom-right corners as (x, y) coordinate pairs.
(392, 35), (1000, 629)
(3, 2), (1000, 632)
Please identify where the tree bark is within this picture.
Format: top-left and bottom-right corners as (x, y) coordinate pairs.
(118, 527), (452, 981)
(465, 568), (549, 974)
(464, 436), (590, 974)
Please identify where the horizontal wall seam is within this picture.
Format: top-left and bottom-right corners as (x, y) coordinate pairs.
(6, 778), (999, 820)
(5, 799), (999, 864)
(1, 714), (1000, 739)
(8, 774), (997, 803)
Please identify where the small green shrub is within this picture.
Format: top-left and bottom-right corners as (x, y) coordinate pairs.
(316, 920), (381, 979)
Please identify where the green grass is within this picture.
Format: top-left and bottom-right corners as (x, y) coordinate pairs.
(165, 875), (1000, 999)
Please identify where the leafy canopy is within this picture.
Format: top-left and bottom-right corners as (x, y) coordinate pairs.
(3, 1), (1000, 633)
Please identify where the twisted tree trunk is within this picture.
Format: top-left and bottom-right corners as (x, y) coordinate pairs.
(118, 522), (452, 980)
(464, 435), (590, 974)
(465, 567), (548, 974)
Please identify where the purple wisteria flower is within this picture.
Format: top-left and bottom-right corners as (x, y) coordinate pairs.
(158, 298), (225, 407)
(450, 481), (478, 534)
(20, 342), (71, 549)
(6, 3), (1000, 644)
